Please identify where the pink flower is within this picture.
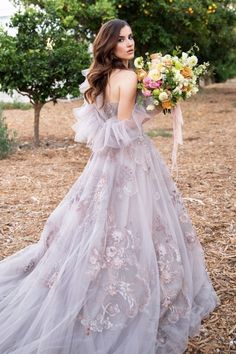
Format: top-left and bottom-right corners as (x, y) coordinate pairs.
(149, 80), (162, 89)
(143, 77), (162, 89)
(143, 77), (152, 88)
(142, 88), (152, 97)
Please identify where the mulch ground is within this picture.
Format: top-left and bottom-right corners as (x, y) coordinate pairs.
(0, 79), (235, 353)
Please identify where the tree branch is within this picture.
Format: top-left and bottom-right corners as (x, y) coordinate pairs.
(16, 89), (34, 105)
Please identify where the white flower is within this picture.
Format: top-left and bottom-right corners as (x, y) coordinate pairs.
(159, 92), (169, 101)
(186, 92), (192, 98)
(174, 72), (185, 83)
(163, 54), (172, 60)
(46, 38), (54, 51)
(172, 56), (179, 62)
(134, 56), (144, 69)
(161, 73), (167, 80)
(146, 104), (155, 111)
(187, 55), (198, 67)
(173, 87), (182, 95)
(181, 52), (188, 61)
(153, 99), (160, 105)
(192, 86), (199, 94)
(183, 79), (189, 87)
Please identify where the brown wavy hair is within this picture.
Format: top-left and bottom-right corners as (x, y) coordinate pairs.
(84, 19), (130, 105)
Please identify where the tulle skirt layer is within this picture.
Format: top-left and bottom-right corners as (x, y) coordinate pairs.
(0, 135), (218, 354)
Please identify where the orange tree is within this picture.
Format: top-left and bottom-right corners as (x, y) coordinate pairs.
(12, 0), (236, 81)
(0, 7), (90, 146)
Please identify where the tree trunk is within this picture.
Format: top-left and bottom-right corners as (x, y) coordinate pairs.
(33, 102), (43, 147)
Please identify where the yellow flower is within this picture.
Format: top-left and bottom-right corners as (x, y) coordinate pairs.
(148, 69), (162, 81)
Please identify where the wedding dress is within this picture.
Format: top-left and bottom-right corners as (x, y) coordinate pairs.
(0, 72), (218, 354)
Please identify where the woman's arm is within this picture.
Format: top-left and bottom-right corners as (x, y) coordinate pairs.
(117, 70), (162, 123)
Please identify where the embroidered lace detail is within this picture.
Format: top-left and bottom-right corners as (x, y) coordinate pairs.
(78, 221), (151, 333)
(170, 188), (198, 246)
(44, 264), (60, 289)
(103, 102), (118, 119)
(23, 259), (35, 273)
(115, 164), (137, 197)
(129, 136), (153, 173)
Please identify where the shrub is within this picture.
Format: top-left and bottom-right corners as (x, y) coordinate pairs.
(0, 110), (14, 159)
(0, 101), (32, 110)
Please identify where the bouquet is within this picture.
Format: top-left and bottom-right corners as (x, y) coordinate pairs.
(134, 47), (209, 113)
(134, 47), (209, 173)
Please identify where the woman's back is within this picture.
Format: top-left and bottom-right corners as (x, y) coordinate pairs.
(104, 69), (137, 121)
(104, 69), (122, 104)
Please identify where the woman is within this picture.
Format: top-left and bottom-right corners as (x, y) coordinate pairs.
(0, 19), (218, 354)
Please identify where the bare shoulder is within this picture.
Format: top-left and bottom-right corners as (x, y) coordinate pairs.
(117, 71), (137, 99)
(115, 70), (137, 86)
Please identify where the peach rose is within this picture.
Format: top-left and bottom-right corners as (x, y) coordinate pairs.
(150, 53), (162, 69)
(162, 100), (173, 110)
(181, 67), (193, 78)
(182, 85), (191, 92)
(136, 68), (148, 81)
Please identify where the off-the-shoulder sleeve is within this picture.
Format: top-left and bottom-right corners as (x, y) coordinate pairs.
(72, 101), (154, 152)
(79, 68), (90, 94)
(91, 103), (152, 151)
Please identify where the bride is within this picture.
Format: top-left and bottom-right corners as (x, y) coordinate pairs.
(0, 19), (218, 354)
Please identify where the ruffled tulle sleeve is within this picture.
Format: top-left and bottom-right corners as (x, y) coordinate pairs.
(92, 103), (153, 152)
(72, 97), (155, 152)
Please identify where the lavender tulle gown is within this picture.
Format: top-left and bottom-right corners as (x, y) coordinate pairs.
(0, 73), (218, 354)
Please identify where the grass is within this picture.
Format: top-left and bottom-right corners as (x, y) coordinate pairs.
(147, 128), (172, 138)
(0, 101), (32, 110)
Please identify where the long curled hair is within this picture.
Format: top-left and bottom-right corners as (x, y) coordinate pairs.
(84, 19), (130, 105)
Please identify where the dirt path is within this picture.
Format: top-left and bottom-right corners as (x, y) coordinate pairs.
(0, 79), (235, 353)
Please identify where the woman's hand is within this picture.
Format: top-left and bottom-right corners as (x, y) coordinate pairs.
(155, 105), (163, 115)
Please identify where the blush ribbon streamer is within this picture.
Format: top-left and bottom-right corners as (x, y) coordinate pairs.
(171, 103), (184, 175)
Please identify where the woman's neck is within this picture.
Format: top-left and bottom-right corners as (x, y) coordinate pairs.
(122, 59), (129, 68)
